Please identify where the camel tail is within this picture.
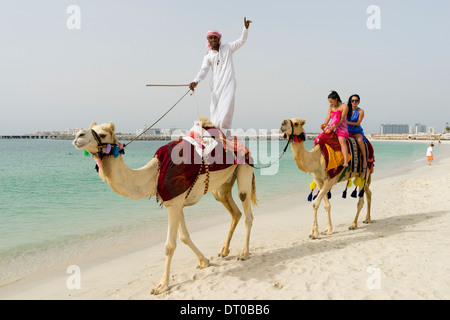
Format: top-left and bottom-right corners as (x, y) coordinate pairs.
(251, 173), (258, 206)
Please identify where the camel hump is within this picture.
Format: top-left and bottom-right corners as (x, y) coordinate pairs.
(198, 117), (216, 128)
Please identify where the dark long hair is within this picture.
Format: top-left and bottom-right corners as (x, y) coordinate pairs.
(328, 90), (342, 103)
(346, 94), (361, 121)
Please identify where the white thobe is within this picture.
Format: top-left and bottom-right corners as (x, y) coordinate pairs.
(193, 27), (249, 130)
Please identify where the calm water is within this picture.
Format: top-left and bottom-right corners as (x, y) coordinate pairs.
(0, 138), (447, 284)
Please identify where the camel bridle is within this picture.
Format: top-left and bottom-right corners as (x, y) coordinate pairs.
(90, 129), (124, 157)
(286, 120), (306, 143)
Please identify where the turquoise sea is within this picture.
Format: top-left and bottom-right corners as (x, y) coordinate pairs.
(0, 138), (448, 285)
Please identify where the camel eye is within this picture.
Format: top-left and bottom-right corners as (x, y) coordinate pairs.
(99, 134), (107, 139)
(294, 123), (299, 126)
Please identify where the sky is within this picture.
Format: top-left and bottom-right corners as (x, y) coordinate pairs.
(1, 0), (449, 135)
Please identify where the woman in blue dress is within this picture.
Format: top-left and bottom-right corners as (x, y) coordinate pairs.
(346, 94), (367, 169)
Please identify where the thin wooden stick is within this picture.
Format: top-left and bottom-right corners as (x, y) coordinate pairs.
(146, 84), (190, 87)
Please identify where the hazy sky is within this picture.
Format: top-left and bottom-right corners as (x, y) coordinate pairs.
(1, 0), (449, 135)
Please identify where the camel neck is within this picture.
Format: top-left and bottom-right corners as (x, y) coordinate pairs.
(98, 156), (159, 199)
(290, 140), (322, 173)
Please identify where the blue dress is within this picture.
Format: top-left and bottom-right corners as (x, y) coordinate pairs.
(347, 108), (367, 141)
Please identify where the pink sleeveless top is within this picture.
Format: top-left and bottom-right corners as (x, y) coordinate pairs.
(330, 109), (349, 139)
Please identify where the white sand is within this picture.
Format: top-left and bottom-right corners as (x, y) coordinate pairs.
(1, 151), (449, 300)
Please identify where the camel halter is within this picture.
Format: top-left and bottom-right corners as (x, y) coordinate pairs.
(89, 129), (125, 171)
(90, 129), (123, 154)
(285, 119), (306, 143)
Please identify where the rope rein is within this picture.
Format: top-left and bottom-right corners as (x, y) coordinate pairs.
(252, 137), (291, 169)
(252, 128), (305, 170)
(192, 90), (201, 121)
(123, 89), (192, 148)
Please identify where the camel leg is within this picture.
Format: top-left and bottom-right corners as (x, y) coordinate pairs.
(213, 189), (242, 257)
(349, 189), (364, 230)
(212, 171), (242, 258)
(178, 211), (209, 269)
(236, 165), (254, 260)
(310, 181), (323, 239)
(311, 180), (334, 239)
(363, 175), (372, 224)
(321, 195), (333, 235)
(151, 205), (182, 295)
(350, 173), (372, 229)
(310, 207), (320, 239)
(310, 192), (322, 239)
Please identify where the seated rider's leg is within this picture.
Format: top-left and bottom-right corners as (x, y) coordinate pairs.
(338, 136), (348, 167)
(354, 134), (367, 168)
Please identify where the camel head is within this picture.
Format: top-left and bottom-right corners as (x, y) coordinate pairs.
(280, 118), (306, 140)
(73, 122), (119, 154)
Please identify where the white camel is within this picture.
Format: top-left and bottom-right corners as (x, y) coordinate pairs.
(73, 120), (257, 294)
(280, 118), (372, 239)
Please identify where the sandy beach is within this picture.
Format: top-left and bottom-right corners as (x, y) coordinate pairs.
(1, 145), (449, 300)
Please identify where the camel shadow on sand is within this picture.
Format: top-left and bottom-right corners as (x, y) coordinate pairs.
(193, 210), (447, 284)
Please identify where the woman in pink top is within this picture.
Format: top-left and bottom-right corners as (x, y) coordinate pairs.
(320, 91), (349, 166)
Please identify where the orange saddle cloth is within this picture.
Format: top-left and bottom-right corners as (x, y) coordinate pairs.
(324, 144), (351, 172)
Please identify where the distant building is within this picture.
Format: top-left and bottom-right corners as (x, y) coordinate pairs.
(380, 124), (409, 134)
(413, 123), (427, 134)
(136, 127), (162, 136)
(34, 129), (81, 136)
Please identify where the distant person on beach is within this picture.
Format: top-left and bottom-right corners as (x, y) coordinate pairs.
(346, 94), (367, 169)
(427, 143), (434, 165)
(320, 91), (349, 166)
(189, 17), (252, 130)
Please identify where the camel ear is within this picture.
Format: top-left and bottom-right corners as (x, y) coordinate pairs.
(89, 122), (97, 129)
(108, 121), (115, 133)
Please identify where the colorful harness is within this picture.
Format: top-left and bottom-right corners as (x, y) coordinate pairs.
(88, 129), (124, 171)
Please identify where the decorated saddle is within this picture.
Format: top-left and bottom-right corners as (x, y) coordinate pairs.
(154, 125), (253, 203)
(314, 131), (374, 179)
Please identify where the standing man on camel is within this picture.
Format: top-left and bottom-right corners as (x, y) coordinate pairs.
(189, 17), (252, 130)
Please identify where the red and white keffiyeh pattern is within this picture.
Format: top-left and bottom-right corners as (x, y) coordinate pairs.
(206, 30), (222, 55)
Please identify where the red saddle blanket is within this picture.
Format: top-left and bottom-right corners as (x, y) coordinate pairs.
(314, 131), (375, 179)
(154, 127), (253, 202)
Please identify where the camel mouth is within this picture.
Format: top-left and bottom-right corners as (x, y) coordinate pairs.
(279, 120), (292, 135)
(72, 138), (87, 150)
(72, 129), (93, 150)
(72, 133), (92, 150)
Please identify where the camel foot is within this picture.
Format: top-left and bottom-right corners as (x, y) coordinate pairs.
(309, 233), (319, 240)
(218, 247), (230, 258)
(321, 227), (333, 235)
(363, 218), (372, 224)
(238, 250), (250, 261)
(309, 227), (320, 239)
(348, 223), (358, 230)
(151, 282), (169, 295)
(196, 257), (210, 269)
